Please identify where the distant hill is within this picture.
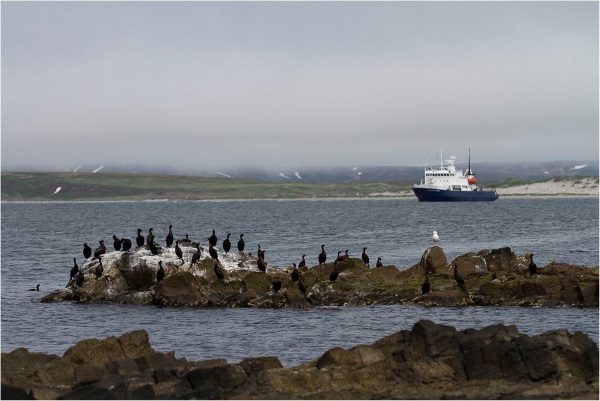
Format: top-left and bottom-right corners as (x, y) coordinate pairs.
(13, 160), (598, 183)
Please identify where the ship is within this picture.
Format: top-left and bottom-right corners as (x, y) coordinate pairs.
(412, 149), (499, 202)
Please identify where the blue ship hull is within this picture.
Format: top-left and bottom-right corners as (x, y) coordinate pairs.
(412, 187), (499, 202)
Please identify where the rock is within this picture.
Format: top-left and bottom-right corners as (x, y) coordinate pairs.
(153, 271), (204, 306)
(477, 247), (517, 272)
(2, 324), (598, 400)
(420, 246), (447, 273)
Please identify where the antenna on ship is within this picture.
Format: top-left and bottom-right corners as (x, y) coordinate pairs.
(467, 147), (477, 185)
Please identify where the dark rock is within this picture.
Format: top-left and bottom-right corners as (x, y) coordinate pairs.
(477, 247), (517, 272)
(420, 246), (448, 273)
(1, 384), (34, 400)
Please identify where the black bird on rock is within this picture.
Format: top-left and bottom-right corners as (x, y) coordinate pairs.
(208, 229), (218, 247)
(453, 263), (467, 292)
(422, 271), (431, 294)
(298, 255), (306, 268)
(95, 256), (104, 279)
(166, 225), (174, 248)
(209, 244), (219, 260)
(175, 240), (184, 264)
(121, 238), (132, 252)
(223, 233), (231, 254)
(149, 241), (159, 256)
(75, 272), (85, 287)
(528, 254), (537, 277)
(257, 245), (265, 260)
(333, 251), (342, 266)
(362, 248), (370, 267)
(330, 268), (339, 283)
(213, 260), (226, 282)
(94, 240), (106, 259)
(112, 235), (122, 251)
(237, 234), (245, 253)
(191, 244), (202, 266)
(272, 280), (282, 293)
(257, 255), (267, 273)
(146, 228), (154, 247)
(136, 229), (144, 247)
(318, 244), (327, 265)
(376, 257), (383, 267)
(157, 260), (165, 284)
(291, 263), (299, 282)
(83, 243), (92, 260)
(70, 258), (79, 279)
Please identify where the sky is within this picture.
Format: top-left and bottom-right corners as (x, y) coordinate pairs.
(1, 1), (598, 172)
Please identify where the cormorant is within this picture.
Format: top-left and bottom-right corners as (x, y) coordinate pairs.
(166, 225), (174, 248)
(149, 241), (159, 256)
(175, 240), (184, 264)
(113, 235), (122, 251)
(291, 263), (299, 282)
(422, 272), (431, 294)
(70, 258), (79, 279)
(146, 228), (154, 247)
(272, 280), (282, 293)
(318, 244), (327, 265)
(330, 268), (339, 283)
(257, 245), (265, 260)
(362, 247), (370, 266)
(376, 257), (383, 267)
(213, 260), (225, 281)
(237, 234), (245, 253)
(27, 284), (40, 291)
(298, 255), (306, 268)
(157, 260), (165, 284)
(179, 234), (191, 246)
(83, 243), (92, 260)
(453, 263), (466, 291)
(257, 256), (267, 273)
(333, 251), (342, 266)
(209, 244), (218, 260)
(136, 229), (144, 247)
(432, 231), (440, 245)
(208, 229), (217, 247)
(191, 244), (202, 266)
(223, 233), (231, 254)
(528, 254), (537, 277)
(75, 272), (85, 287)
(121, 238), (132, 252)
(94, 240), (106, 259)
(95, 256), (104, 278)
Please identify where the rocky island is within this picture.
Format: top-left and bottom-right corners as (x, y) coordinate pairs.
(42, 242), (599, 308)
(2, 320), (598, 399)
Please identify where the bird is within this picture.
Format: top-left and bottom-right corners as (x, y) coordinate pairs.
(297, 273), (307, 294)
(333, 251), (343, 266)
(136, 229), (144, 247)
(27, 284), (40, 291)
(298, 254), (306, 268)
(213, 260), (226, 281)
(166, 225), (174, 248)
(257, 245), (265, 260)
(432, 231), (440, 245)
(318, 244), (327, 265)
(223, 233), (231, 254)
(272, 280), (282, 293)
(422, 272), (431, 294)
(75, 272), (85, 287)
(291, 263), (299, 282)
(362, 247), (370, 266)
(237, 234), (245, 253)
(191, 244), (202, 266)
(209, 244), (218, 260)
(528, 253), (537, 277)
(112, 235), (122, 251)
(95, 256), (104, 279)
(208, 228), (218, 247)
(453, 263), (466, 290)
(257, 256), (267, 273)
(157, 260), (165, 284)
(146, 228), (154, 247)
(52, 187), (61, 195)
(94, 240), (106, 259)
(70, 258), (79, 279)
(179, 234), (191, 246)
(376, 257), (383, 267)
(83, 243), (92, 260)
(149, 241), (159, 256)
(330, 268), (339, 283)
(175, 240), (184, 264)
(121, 238), (132, 252)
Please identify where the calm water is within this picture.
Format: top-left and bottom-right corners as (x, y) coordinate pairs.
(1, 198), (599, 366)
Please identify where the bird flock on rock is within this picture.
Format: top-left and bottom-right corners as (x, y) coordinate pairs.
(63, 228), (536, 299)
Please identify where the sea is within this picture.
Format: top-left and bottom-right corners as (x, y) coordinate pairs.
(1, 197), (599, 367)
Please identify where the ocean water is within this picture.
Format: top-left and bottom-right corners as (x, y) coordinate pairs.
(1, 198), (598, 366)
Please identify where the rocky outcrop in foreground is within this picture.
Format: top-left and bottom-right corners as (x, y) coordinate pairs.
(2, 320), (598, 400)
(42, 244), (599, 308)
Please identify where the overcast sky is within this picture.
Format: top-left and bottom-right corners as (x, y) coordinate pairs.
(1, 1), (598, 171)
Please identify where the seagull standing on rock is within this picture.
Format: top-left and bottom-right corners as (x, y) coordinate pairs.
(432, 231), (440, 245)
